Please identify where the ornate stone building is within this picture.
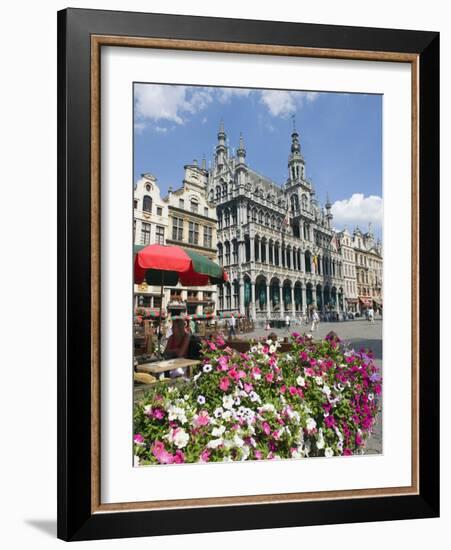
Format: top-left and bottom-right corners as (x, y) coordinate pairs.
(208, 122), (346, 321)
(336, 228), (359, 313)
(352, 226), (383, 311)
(133, 167), (218, 317)
(164, 160), (218, 316)
(133, 173), (169, 311)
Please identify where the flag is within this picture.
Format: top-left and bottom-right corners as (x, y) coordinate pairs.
(282, 212), (290, 228)
(313, 255), (318, 273)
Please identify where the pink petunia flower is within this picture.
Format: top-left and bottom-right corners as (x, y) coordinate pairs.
(152, 408), (165, 420)
(134, 433), (145, 445)
(219, 377), (231, 391)
(200, 449), (211, 462)
(173, 450), (185, 464)
(262, 421), (271, 435)
(195, 411), (210, 427)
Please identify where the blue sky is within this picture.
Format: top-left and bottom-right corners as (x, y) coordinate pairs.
(134, 83), (382, 236)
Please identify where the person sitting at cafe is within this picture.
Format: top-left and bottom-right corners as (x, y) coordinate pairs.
(164, 319), (190, 359)
(163, 319), (190, 378)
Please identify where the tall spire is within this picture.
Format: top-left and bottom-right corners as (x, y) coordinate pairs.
(325, 193), (332, 210)
(218, 118), (225, 139)
(287, 114), (304, 184)
(325, 192), (333, 228)
(215, 118), (227, 168)
(237, 132), (246, 164)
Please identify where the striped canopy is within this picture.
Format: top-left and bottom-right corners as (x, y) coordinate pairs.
(134, 244), (228, 286)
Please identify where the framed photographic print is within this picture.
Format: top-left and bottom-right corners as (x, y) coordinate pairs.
(57, 8), (439, 541)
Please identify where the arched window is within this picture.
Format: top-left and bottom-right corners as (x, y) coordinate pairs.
(224, 209), (230, 226)
(143, 195), (152, 213)
(258, 210), (263, 224)
(216, 186), (221, 200)
(301, 194), (308, 211)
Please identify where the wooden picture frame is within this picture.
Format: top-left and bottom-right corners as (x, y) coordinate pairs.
(57, 8), (439, 541)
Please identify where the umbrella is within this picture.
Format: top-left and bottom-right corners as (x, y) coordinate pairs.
(134, 244), (227, 286)
(134, 244), (228, 356)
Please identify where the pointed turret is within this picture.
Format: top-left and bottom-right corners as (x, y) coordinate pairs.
(236, 132), (246, 164)
(236, 132), (247, 187)
(287, 115), (305, 185)
(325, 193), (333, 228)
(215, 119), (227, 169)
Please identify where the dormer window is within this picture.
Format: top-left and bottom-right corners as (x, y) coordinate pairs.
(143, 195), (152, 213)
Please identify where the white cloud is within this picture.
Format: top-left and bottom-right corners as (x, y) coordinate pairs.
(134, 121), (146, 134)
(259, 90), (319, 118)
(217, 88), (253, 103)
(134, 84), (213, 128)
(331, 193), (383, 231)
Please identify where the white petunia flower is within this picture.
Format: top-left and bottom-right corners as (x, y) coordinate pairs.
(316, 428), (325, 450)
(222, 395), (235, 410)
(322, 384), (331, 397)
(203, 364), (213, 373)
(296, 375), (306, 387)
(173, 428), (189, 449)
(207, 438), (223, 449)
(222, 410), (232, 421)
(315, 376), (324, 386)
(249, 391), (261, 403)
(306, 418), (317, 431)
(233, 435), (245, 448)
(325, 447), (334, 458)
(212, 425), (226, 437)
(197, 395), (206, 405)
(165, 428), (189, 449)
(214, 407), (224, 418)
(334, 426), (344, 442)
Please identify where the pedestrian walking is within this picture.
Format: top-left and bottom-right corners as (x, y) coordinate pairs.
(311, 310), (320, 332)
(368, 307), (374, 323)
(228, 314), (237, 339)
(285, 314), (291, 332)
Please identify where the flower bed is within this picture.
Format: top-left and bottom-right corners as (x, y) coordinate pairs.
(134, 333), (382, 465)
